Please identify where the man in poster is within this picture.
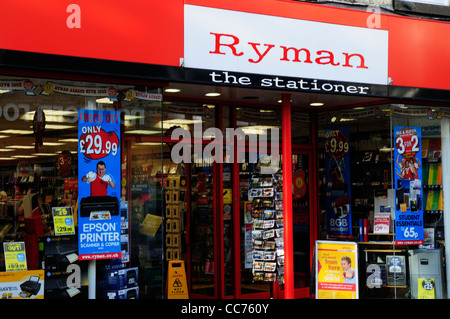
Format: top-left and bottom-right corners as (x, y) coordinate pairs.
(81, 160), (116, 196)
(341, 255), (356, 284)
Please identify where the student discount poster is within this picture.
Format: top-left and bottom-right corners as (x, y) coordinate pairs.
(393, 126), (424, 245)
(315, 241), (359, 299)
(78, 109), (121, 260)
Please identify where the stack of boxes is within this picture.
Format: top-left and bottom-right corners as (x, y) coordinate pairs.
(97, 267), (139, 299)
(97, 201), (136, 299)
(165, 175), (186, 261)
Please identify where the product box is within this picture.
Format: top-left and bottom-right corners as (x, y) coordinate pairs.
(97, 267), (138, 290)
(103, 286), (139, 299)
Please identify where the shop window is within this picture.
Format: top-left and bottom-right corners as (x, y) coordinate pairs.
(317, 104), (447, 299)
(0, 75), (165, 299)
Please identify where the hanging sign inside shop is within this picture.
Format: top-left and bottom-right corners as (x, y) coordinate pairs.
(124, 89), (162, 102)
(393, 126), (424, 245)
(0, 79), (36, 95)
(324, 126), (352, 239)
(41, 82), (118, 101)
(52, 207), (75, 236)
(78, 109), (122, 260)
(3, 242), (27, 272)
(315, 240), (359, 299)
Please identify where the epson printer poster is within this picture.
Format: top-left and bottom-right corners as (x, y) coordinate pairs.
(78, 109), (121, 260)
(324, 126), (352, 238)
(394, 126), (424, 245)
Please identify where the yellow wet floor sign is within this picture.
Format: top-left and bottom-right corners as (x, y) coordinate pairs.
(167, 260), (189, 299)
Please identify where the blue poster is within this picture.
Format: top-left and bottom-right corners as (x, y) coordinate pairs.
(78, 109), (121, 260)
(394, 126), (424, 245)
(324, 126), (352, 238)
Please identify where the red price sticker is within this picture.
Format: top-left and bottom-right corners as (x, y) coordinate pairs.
(79, 128), (119, 159)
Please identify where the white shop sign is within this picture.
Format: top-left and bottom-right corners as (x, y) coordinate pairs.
(184, 5), (389, 85)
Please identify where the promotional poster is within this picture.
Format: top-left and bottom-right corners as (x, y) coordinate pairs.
(78, 109), (121, 260)
(393, 126), (424, 245)
(324, 126), (352, 238)
(315, 241), (358, 299)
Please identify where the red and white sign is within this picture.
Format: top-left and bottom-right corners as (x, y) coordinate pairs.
(184, 4), (389, 85)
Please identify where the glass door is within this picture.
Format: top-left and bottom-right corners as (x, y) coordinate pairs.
(189, 158), (217, 297)
(291, 151), (313, 298)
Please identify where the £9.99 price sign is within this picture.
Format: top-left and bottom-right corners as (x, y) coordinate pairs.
(325, 128), (349, 160)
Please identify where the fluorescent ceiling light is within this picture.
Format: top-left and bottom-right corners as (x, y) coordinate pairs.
(125, 114), (144, 121)
(240, 125), (280, 135)
(33, 153), (58, 156)
(205, 92), (221, 97)
(44, 124), (76, 130)
(22, 110), (78, 122)
(165, 119), (201, 124)
(0, 149), (12, 152)
(11, 155), (37, 158)
(0, 157), (14, 160)
(59, 138), (78, 142)
(6, 145), (35, 149)
(96, 97), (114, 104)
(125, 130), (161, 135)
(310, 102), (324, 106)
(0, 129), (33, 134)
(165, 88), (181, 93)
(0, 90), (12, 94)
(133, 142), (162, 146)
(41, 142), (65, 146)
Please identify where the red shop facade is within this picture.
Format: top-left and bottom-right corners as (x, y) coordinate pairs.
(0, 0), (450, 300)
